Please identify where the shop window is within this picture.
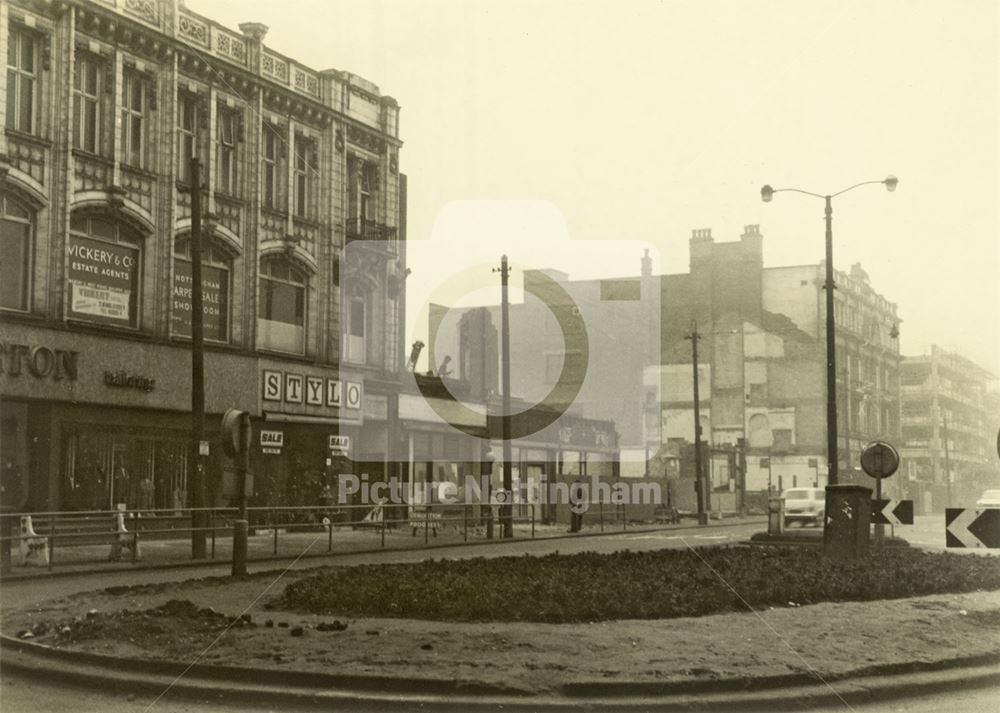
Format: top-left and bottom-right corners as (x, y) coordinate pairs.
(73, 51), (106, 155)
(62, 427), (190, 512)
(0, 193), (33, 312)
(6, 26), (39, 134)
(261, 123), (286, 210)
(176, 92), (201, 184)
(258, 257), (306, 353)
(171, 237), (231, 342)
(67, 213), (142, 328)
(121, 69), (150, 169)
(344, 296), (366, 364)
(216, 107), (240, 196)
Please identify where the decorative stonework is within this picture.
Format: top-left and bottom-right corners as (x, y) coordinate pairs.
(262, 52), (289, 83)
(215, 195), (242, 236)
(8, 135), (47, 185)
(178, 13), (210, 48)
(347, 125), (385, 154)
(214, 31), (247, 65)
(73, 153), (113, 193)
(123, 0), (158, 27)
(121, 167), (154, 213)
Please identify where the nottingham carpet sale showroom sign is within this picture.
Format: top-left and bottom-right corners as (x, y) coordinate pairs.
(67, 235), (139, 326)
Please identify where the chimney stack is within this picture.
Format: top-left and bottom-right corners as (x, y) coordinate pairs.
(641, 248), (652, 277)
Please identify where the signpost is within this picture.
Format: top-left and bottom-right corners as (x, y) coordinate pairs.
(859, 441), (901, 545)
(221, 409), (252, 576)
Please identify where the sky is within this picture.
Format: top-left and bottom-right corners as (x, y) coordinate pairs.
(189, 0), (999, 374)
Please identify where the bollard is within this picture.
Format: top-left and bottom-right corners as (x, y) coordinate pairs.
(767, 497), (785, 535)
(109, 512), (140, 562)
(231, 519), (248, 577)
(19, 515), (49, 567)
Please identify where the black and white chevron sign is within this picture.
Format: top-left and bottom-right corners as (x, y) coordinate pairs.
(871, 499), (913, 525)
(945, 508), (1000, 549)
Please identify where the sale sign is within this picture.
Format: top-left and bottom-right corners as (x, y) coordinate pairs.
(67, 235), (139, 326)
(171, 259), (229, 342)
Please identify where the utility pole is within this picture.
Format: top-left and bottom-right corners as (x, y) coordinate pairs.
(942, 411), (952, 508)
(189, 157), (207, 559)
(685, 323), (708, 525)
(493, 255), (513, 538)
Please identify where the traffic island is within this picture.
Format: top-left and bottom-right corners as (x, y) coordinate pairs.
(2, 546), (999, 707)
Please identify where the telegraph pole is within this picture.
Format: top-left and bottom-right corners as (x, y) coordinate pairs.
(685, 323), (708, 525)
(493, 256), (513, 538)
(189, 157), (207, 559)
(942, 412), (952, 507)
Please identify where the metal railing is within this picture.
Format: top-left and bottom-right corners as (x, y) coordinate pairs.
(0, 498), (744, 577)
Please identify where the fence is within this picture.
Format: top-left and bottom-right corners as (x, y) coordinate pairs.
(0, 498), (660, 576)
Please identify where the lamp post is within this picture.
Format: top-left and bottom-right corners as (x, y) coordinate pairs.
(760, 176), (897, 486)
(684, 323), (708, 525)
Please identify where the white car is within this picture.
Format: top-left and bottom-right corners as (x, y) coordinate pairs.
(782, 487), (825, 527)
(975, 489), (1000, 509)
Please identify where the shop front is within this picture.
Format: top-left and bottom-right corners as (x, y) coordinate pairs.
(0, 323), (256, 512)
(253, 359), (369, 517)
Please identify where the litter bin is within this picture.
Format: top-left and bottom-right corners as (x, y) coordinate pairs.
(822, 484), (872, 559)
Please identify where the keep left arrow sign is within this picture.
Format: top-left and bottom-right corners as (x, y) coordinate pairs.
(946, 508), (1000, 548)
(872, 499), (913, 525)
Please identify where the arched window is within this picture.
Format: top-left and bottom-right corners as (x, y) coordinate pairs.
(258, 257), (306, 353)
(0, 192), (33, 312)
(172, 237), (232, 342)
(67, 213), (142, 327)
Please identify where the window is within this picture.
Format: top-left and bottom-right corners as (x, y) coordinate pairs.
(121, 70), (148, 168)
(177, 92), (199, 184)
(67, 213), (142, 328)
(772, 429), (793, 452)
(6, 27), (38, 133)
(0, 193), (32, 311)
(172, 237), (231, 342)
(293, 134), (315, 218)
(216, 108), (239, 195)
(258, 258), (305, 353)
(73, 52), (104, 154)
(344, 296), (366, 363)
(261, 123), (285, 210)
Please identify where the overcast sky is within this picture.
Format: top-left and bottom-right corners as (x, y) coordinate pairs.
(190, 0), (999, 374)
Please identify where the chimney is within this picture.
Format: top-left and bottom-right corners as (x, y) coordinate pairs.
(641, 248), (652, 277)
(740, 224), (763, 261)
(689, 228), (714, 267)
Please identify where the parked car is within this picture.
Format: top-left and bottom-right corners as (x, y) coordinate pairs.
(975, 489), (1000, 509)
(782, 487), (825, 527)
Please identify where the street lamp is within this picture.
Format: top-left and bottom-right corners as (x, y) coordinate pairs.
(760, 175), (897, 486)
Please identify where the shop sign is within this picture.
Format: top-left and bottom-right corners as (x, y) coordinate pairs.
(262, 369), (362, 411)
(260, 430), (284, 448)
(67, 234), (138, 326)
(0, 343), (78, 381)
(171, 260), (229, 341)
(329, 435), (350, 454)
(104, 370), (156, 392)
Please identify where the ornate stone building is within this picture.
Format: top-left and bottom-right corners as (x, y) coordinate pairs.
(0, 0), (406, 513)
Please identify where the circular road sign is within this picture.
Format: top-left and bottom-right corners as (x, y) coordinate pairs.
(860, 441), (900, 479)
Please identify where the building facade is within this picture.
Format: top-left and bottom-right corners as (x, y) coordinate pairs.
(0, 0), (405, 514)
(662, 226), (903, 494)
(900, 345), (1000, 513)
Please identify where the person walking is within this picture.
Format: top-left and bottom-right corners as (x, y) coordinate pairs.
(569, 478), (586, 532)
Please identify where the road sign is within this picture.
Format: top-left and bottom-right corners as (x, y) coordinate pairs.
(945, 508), (1000, 549)
(859, 441), (900, 479)
(871, 499), (913, 525)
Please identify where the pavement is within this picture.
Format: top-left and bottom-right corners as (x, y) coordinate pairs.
(1, 516), (998, 712)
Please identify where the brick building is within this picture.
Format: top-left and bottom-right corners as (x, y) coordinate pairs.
(0, 0), (406, 513)
(900, 345), (1000, 513)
